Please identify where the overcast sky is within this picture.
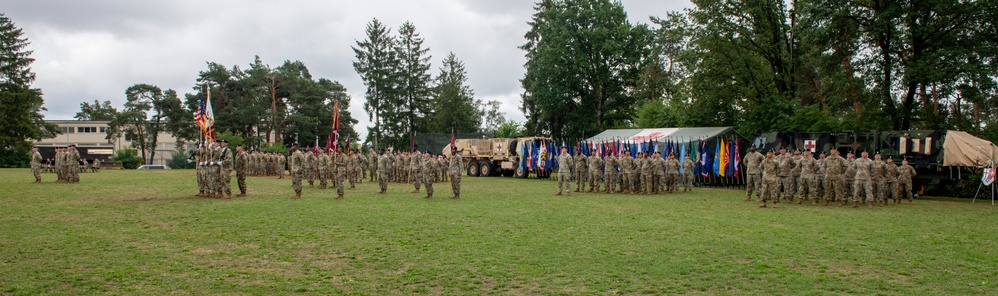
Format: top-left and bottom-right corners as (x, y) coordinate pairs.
(6, 0), (692, 141)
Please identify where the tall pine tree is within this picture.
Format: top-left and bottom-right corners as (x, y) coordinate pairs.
(352, 19), (398, 149)
(431, 52), (480, 133)
(0, 14), (57, 167)
(394, 21), (433, 146)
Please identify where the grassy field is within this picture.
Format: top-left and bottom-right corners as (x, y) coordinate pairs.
(1, 169), (996, 295)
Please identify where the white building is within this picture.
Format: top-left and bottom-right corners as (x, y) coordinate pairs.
(34, 120), (181, 166)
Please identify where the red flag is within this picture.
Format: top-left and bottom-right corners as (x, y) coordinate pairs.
(411, 133), (417, 152)
(327, 101), (340, 149)
(450, 128), (455, 149)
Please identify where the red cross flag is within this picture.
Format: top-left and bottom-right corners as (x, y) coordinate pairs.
(804, 140), (816, 153)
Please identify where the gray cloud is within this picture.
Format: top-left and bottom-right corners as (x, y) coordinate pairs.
(5, 0), (692, 141)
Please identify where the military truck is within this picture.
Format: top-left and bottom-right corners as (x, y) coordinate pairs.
(443, 136), (554, 178)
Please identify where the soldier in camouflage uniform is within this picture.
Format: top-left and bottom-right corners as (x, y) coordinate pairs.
(196, 144), (206, 196)
(885, 157), (899, 204)
(318, 149), (330, 189)
(897, 159), (917, 203)
(377, 149), (390, 193)
(822, 150), (848, 206)
(574, 150), (587, 192)
(641, 152), (653, 195)
(351, 150), (362, 188)
(853, 151), (875, 208)
(333, 145), (347, 199)
(440, 155), (449, 182)
(422, 151), (436, 198)
(777, 149), (796, 202)
(449, 146), (463, 199)
(289, 144), (305, 199)
(796, 150), (818, 204)
(760, 150), (780, 208)
(603, 152), (618, 193)
(410, 147), (422, 193)
(278, 152), (286, 179)
(815, 152), (827, 200)
(682, 155), (695, 192)
(369, 148), (378, 182)
(620, 149), (634, 194)
(845, 153), (857, 202)
(743, 146), (764, 201)
(218, 140), (233, 199)
(30, 147), (42, 183)
(665, 153), (680, 193)
(67, 145), (81, 183)
(871, 153), (887, 206)
(587, 152), (603, 193)
(790, 150), (802, 200)
(651, 152), (665, 194)
(556, 147), (572, 196)
(208, 141), (221, 198)
(235, 145), (249, 197)
(305, 150), (315, 188)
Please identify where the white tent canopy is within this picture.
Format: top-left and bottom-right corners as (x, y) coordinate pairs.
(586, 127), (736, 142)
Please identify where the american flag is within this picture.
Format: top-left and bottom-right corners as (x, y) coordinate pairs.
(193, 85), (215, 141)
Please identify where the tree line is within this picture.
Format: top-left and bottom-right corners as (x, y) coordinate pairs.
(521, 0), (998, 143)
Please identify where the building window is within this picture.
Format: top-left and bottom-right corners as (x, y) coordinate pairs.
(78, 127), (98, 133)
(99, 127), (107, 133)
(61, 127), (75, 134)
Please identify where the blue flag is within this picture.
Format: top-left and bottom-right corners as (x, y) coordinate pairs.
(713, 138), (721, 175)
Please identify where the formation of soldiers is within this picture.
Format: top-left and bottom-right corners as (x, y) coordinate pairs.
(744, 147), (918, 208)
(284, 143), (463, 200)
(555, 147), (697, 195)
(193, 140), (233, 199)
(39, 145), (84, 183)
(243, 151), (286, 178)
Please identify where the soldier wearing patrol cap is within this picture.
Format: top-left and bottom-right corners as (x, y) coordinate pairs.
(289, 142), (306, 199)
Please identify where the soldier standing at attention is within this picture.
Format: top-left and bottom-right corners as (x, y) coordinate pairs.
(289, 143), (305, 199)
(218, 140), (233, 199)
(67, 145), (81, 183)
(641, 152), (654, 195)
(620, 149), (634, 194)
(681, 155), (695, 192)
(377, 149), (390, 193)
(790, 150), (803, 200)
(743, 146), (764, 201)
(422, 151), (436, 199)
(318, 148), (330, 189)
(815, 152), (827, 199)
(449, 146), (463, 199)
(871, 153), (887, 206)
(845, 152), (857, 202)
(556, 147), (572, 196)
(587, 151), (603, 193)
(885, 156), (899, 204)
(777, 149), (796, 202)
(665, 153), (680, 193)
(334, 145), (347, 200)
(651, 152), (665, 194)
(897, 159), (917, 204)
(351, 149), (362, 188)
(30, 147), (42, 183)
(760, 150), (780, 208)
(853, 151), (875, 208)
(235, 144), (249, 197)
(796, 150), (818, 204)
(196, 144), (206, 196)
(410, 146), (422, 193)
(603, 152), (619, 194)
(574, 150), (587, 192)
(822, 150), (848, 206)
(369, 148), (378, 183)
(440, 155), (449, 183)
(305, 149), (315, 188)
(278, 152), (287, 179)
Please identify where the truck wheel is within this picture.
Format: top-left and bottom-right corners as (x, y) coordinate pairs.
(480, 162), (494, 177)
(468, 162), (480, 177)
(515, 167), (528, 178)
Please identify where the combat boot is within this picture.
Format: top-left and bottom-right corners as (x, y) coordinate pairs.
(336, 194), (344, 200)
(451, 194), (460, 199)
(555, 192), (562, 196)
(851, 201), (858, 208)
(197, 191), (205, 197)
(237, 193), (246, 197)
(223, 194), (232, 199)
(759, 201), (767, 208)
(795, 199), (803, 205)
(411, 189), (420, 193)
(425, 193), (432, 199)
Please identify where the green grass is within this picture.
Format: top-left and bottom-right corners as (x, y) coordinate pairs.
(1, 169), (996, 295)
